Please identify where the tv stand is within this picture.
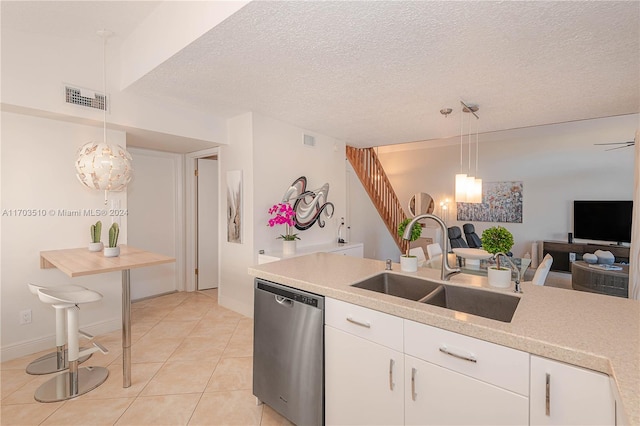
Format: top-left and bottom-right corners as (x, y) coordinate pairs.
(542, 241), (630, 273)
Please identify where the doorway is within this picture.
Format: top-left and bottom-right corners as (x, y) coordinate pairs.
(196, 156), (219, 290)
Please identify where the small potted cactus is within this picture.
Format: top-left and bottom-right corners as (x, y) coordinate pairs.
(103, 223), (120, 257)
(88, 221), (103, 252)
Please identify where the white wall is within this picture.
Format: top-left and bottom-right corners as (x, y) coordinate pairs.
(127, 148), (183, 300)
(1, 28), (227, 146)
(218, 113), (255, 317)
(1, 111), (127, 360)
(370, 115), (637, 259)
(217, 112), (347, 317)
(252, 113), (347, 255)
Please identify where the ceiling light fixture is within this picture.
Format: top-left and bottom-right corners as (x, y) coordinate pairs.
(75, 30), (133, 205)
(455, 101), (482, 203)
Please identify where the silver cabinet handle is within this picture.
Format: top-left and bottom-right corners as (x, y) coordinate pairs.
(389, 359), (395, 390)
(346, 316), (371, 328)
(411, 367), (417, 401)
(546, 373), (551, 416)
(439, 346), (477, 363)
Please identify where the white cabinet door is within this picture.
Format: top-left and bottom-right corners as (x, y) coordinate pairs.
(325, 326), (404, 426)
(530, 355), (614, 425)
(404, 355), (528, 426)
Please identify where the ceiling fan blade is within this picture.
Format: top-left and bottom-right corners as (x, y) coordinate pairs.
(595, 141), (635, 146)
(605, 145), (633, 151)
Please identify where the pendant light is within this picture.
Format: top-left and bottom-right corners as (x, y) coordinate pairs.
(75, 30), (133, 205)
(455, 101), (482, 203)
(454, 106), (469, 202)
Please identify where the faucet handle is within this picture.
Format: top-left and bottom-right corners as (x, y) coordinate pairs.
(385, 259), (392, 271)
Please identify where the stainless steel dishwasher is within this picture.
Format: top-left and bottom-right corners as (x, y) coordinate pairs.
(253, 278), (324, 426)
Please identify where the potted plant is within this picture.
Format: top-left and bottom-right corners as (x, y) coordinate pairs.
(268, 202), (300, 255)
(104, 223), (120, 257)
(88, 220), (103, 252)
(481, 226), (514, 288)
(397, 218), (422, 272)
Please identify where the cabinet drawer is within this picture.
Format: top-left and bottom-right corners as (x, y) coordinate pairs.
(404, 320), (529, 396)
(325, 298), (403, 352)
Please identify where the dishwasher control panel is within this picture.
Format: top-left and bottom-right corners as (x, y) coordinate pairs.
(257, 280), (321, 308)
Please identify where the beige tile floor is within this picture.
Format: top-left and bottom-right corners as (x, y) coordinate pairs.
(1, 290), (293, 426)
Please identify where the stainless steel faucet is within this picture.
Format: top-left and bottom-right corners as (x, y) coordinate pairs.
(401, 214), (460, 281)
(494, 252), (522, 293)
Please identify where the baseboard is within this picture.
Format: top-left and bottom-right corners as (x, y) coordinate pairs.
(0, 317), (120, 362)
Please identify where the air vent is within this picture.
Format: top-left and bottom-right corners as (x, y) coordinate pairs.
(303, 134), (316, 147)
(65, 85), (107, 111)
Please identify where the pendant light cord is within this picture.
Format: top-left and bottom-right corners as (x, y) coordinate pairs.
(102, 31), (107, 145)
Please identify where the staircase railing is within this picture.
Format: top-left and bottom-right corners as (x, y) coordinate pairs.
(346, 146), (409, 254)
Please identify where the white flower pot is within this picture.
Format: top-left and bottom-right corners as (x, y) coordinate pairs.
(487, 267), (511, 288)
(282, 240), (297, 256)
(104, 246), (120, 257)
(400, 256), (418, 272)
(88, 242), (103, 252)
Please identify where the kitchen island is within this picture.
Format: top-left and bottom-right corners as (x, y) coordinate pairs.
(249, 252), (639, 425)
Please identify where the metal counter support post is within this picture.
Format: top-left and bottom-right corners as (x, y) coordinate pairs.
(122, 269), (131, 388)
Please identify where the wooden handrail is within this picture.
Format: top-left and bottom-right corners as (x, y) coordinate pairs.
(346, 146), (409, 254)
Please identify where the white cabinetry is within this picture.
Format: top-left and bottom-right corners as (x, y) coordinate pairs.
(404, 320), (529, 425)
(325, 299), (616, 425)
(325, 298), (404, 426)
(530, 355), (614, 426)
(257, 241), (363, 264)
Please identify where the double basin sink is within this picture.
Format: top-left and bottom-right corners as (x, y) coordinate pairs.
(351, 272), (520, 323)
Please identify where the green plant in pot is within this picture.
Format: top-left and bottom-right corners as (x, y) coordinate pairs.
(397, 218), (422, 272)
(481, 226), (514, 287)
(104, 223), (120, 257)
(88, 221), (103, 252)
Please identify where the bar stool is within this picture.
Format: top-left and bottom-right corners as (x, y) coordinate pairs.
(26, 283), (93, 375)
(34, 287), (109, 402)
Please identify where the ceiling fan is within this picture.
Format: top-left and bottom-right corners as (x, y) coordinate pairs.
(594, 140), (635, 151)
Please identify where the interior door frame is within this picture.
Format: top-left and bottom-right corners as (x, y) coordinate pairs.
(185, 147), (220, 292)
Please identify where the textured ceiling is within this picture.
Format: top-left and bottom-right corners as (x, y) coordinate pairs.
(3, 1), (639, 150)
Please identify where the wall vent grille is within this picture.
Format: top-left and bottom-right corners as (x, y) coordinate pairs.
(65, 85), (107, 111)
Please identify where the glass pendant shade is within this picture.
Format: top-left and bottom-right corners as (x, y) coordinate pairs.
(75, 141), (133, 191)
(469, 178), (483, 204)
(455, 173), (468, 202)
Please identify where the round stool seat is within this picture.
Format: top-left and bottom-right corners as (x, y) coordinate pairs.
(38, 288), (103, 305)
(28, 283), (87, 295)
(26, 283), (95, 375)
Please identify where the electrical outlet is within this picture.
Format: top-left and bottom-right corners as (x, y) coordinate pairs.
(19, 309), (32, 325)
(569, 252), (577, 263)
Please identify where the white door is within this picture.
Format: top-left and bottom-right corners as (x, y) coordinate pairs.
(197, 157), (218, 290)
(530, 355), (614, 426)
(325, 326), (404, 426)
(404, 355), (528, 425)
(127, 149), (178, 299)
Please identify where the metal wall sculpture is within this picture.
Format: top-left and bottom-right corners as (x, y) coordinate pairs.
(282, 176), (334, 230)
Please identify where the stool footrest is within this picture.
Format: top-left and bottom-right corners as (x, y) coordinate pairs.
(78, 329), (94, 340)
(78, 341), (109, 359)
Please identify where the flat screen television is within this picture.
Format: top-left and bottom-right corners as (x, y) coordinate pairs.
(573, 200), (633, 244)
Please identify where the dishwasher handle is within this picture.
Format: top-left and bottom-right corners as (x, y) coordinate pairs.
(275, 295), (293, 307)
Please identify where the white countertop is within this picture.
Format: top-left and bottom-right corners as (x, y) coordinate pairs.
(248, 252), (640, 424)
